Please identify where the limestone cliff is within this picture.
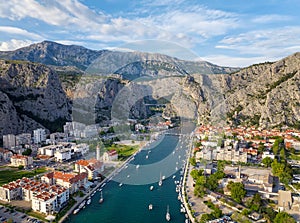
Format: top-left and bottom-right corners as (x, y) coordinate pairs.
(0, 60), (71, 136)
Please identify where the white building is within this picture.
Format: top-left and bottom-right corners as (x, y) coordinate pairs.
(10, 155), (33, 167)
(262, 151), (275, 160)
(75, 159), (104, 180)
(103, 150), (118, 162)
(0, 177), (69, 215)
(72, 143), (89, 156)
(33, 128), (46, 144)
(54, 148), (72, 162)
(42, 171), (88, 194)
(3, 134), (16, 149)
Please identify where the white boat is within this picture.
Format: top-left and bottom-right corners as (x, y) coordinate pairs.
(150, 185), (154, 191)
(162, 175), (166, 180)
(87, 198), (91, 205)
(79, 201), (86, 209)
(172, 175), (176, 179)
(146, 155), (149, 159)
(73, 208), (80, 214)
(119, 183), (123, 187)
(136, 165), (140, 169)
(166, 205), (171, 221)
(99, 191), (104, 203)
(158, 173), (162, 186)
(149, 204), (153, 210)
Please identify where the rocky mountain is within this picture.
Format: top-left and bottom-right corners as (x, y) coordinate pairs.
(0, 41), (238, 79)
(0, 41), (102, 70)
(0, 60), (71, 137)
(171, 53), (300, 129)
(0, 41), (299, 140)
(0, 60), (150, 138)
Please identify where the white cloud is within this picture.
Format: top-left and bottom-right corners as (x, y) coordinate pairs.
(0, 26), (42, 39)
(201, 54), (278, 67)
(252, 14), (292, 24)
(217, 26), (300, 58)
(0, 39), (35, 51)
(137, 6), (240, 41)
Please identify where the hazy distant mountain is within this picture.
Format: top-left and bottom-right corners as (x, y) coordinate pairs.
(0, 41), (238, 79)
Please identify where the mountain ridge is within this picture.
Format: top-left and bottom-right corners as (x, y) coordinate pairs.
(0, 41), (239, 78)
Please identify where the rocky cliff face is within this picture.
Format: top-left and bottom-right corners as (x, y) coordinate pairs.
(173, 53), (300, 128)
(221, 53), (300, 128)
(0, 60), (71, 136)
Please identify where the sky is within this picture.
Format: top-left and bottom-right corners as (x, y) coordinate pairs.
(0, 0), (300, 67)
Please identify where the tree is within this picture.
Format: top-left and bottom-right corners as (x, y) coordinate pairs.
(274, 212), (296, 223)
(22, 148), (32, 156)
(18, 165), (24, 170)
(190, 169), (203, 180)
(227, 182), (246, 203)
(258, 142), (265, 153)
(250, 193), (262, 212)
(262, 157), (273, 167)
(189, 157), (196, 166)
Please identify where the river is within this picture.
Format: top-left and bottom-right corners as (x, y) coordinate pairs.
(65, 130), (192, 223)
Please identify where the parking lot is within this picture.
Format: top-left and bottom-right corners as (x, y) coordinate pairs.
(0, 205), (43, 223)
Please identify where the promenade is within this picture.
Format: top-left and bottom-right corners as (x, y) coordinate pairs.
(181, 132), (196, 223)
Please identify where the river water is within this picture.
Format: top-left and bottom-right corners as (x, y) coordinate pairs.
(65, 131), (192, 223)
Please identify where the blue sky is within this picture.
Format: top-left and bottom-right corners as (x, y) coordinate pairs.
(0, 0), (300, 67)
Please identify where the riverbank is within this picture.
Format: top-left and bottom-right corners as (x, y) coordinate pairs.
(181, 132), (196, 223)
(58, 138), (154, 223)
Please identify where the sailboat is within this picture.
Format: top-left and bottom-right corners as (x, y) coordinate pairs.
(158, 172), (162, 186)
(166, 205), (171, 221)
(99, 191), (104, 203)
(148, 204), (153, 210)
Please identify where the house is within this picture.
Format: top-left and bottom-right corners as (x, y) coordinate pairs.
(42, 171), (88, 194)
(262, 151), (275, 160)
(75, 159), (104, 180)
(0, 148), (13, 162)
(103, 150), (118, 162)
(10, 155), (33, 167)
(278, 190), (292, 211)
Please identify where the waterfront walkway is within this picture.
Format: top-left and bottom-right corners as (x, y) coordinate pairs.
(181, 133), (196, 223)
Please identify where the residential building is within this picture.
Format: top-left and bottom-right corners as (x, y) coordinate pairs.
(54, 148), (72, 162)
(262, 151), (275, 160)
(0, 148), (13, 162)
(3, 134), (16, 149)
(0, 178), (69, 215)
(33, 128), (46, 144)
(75, 159), (104, 180)
(10, 155), (33, 167)
(15, 133), (32, 146)
(42, 171), (88, 194)
(103, 150), (118, 162)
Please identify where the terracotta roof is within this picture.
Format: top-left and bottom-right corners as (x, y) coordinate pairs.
(44, 171), (87, 184)
(108, 150), (117, 156)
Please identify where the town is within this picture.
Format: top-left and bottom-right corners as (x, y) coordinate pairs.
(184, 125), (300, 223)
(1, 122), (300, 223)
(0, 120), (172, 223)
